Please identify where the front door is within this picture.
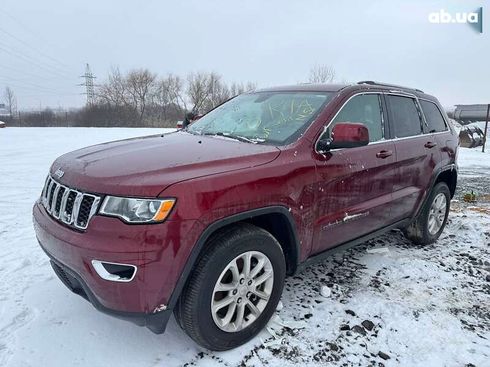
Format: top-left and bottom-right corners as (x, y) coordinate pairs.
(311, 93), (397, 255)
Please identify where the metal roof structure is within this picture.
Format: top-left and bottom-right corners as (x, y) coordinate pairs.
(448, 104), (490, 124)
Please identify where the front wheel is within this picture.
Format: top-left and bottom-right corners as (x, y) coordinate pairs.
(174, 223), (286, 351)
(403, 182), (451, 245)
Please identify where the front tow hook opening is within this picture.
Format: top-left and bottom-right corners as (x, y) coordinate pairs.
(91, 260), (137, 282)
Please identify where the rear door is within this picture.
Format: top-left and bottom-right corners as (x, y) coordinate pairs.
(386, 94), (439, 220)
(312, 92), (397, 254)
(419, 99), (451, 165)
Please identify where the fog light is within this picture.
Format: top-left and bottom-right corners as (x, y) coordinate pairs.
(91, 260), (137, 282)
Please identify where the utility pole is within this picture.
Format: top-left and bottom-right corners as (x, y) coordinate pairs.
(79, 63), (96, 106)
(483, 103), (489, 153)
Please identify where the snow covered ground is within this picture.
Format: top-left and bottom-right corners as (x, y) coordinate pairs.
(0, 127), (489, 367)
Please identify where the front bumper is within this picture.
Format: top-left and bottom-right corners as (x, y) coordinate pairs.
(45, 249), (171, 333)
(33, 200), (203, 333)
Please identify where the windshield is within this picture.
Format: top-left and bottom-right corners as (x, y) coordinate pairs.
(187, 91), (333, 145)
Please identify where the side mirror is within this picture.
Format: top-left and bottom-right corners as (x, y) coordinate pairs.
(178, 113), (204, 129)
(317, 122), (370, 151)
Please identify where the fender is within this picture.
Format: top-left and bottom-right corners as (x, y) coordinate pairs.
(412, 163), (458, 221)
(166, 206), (300, 309)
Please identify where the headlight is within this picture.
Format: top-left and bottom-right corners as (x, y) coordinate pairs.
(99, 196), (175, 223)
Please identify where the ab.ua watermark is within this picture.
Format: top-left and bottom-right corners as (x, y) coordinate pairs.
(428, 8), (483, 33)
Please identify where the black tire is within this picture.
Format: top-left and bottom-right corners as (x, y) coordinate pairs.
(174, 223), (286, 351)
(403, 182), (451, 245)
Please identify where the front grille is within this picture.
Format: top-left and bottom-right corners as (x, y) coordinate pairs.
(41, 176), (100, 230)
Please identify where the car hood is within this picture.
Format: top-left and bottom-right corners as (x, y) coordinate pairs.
(50, 131), (281, 197)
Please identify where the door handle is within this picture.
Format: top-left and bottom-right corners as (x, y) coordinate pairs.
(424, 141), (437, 149)
(376, 150), (393, 159)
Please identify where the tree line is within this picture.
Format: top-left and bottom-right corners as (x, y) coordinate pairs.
(92, 68), (259, 127)
(4, 65), (337, 127)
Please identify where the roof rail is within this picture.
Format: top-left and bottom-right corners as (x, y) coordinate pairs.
(357, 80), (424, 93)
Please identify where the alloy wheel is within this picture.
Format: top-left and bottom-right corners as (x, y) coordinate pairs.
(211, 251), (274, 332)
(428, 193), (447, 235)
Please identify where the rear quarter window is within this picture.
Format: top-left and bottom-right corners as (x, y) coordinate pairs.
(386, 95), (423, 138)
(420, 100), (447, 133)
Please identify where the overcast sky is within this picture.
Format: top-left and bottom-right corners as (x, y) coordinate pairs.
(0, 0), (488, 109)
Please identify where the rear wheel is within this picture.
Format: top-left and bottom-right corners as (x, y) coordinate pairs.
(174, 223), (286, 351)
(403, 182), (450, 245)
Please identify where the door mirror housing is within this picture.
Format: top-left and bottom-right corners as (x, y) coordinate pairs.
(177, 113), (203, 129)
(317, 122), (370, 151)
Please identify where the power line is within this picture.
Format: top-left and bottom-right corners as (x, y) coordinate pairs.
(0, 26), (70, 70)
(0, 43), (72, 79)
(0, 62), (66, 81)
(0, 83), (76, 96)
(0, 40), (72, 79)
(14, 92), (81, 97)
(0, 76), (76, 94)
(0, 8), (70, 66)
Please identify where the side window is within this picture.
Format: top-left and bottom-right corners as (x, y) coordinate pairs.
(386, 95), (423, 138)
(420, 100), (447, 133)
(328, 94), (384, 142)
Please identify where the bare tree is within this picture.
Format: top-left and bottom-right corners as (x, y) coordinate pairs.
(97, 67), (157, 123)
(165, 74), (186, 112)
(125, 69), (157, 122)
(186, 72), (213, 113)
(95, 68), (259, 125)
(187, 72), (244, 113)
(97, 67), (131, 107)
(308, 65), (336, 83)
(205, 72), (230, 111)
(229, 81), (257, 97)
(4, 86), (17, 117)
(154, 74), (186, 120)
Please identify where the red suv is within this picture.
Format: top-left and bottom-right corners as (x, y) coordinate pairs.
(33, 81), (458, 350)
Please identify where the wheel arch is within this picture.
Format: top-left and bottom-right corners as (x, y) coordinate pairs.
(434, 166), (457, 198)
(167, 206), (300, 309)
(413, 164), (457, 221)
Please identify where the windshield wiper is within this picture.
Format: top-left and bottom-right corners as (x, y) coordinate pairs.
(201, 132), (264, 144)
(183, 128), (200, 136)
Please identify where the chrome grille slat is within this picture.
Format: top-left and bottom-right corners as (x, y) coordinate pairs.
(71, 193), (84, 228)
(89, 196), (101, 219)
(41, 176), (50, 203)
(46, 180), (56, 211)
(59, 189), (71, 222)
(40, 175), (100, 230)
(53, 186), (66, 219)
(44, 178), (52, 205)
(51, 184), (61, 216)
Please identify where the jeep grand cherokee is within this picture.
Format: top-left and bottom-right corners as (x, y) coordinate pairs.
(33, 81), (458, 350)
